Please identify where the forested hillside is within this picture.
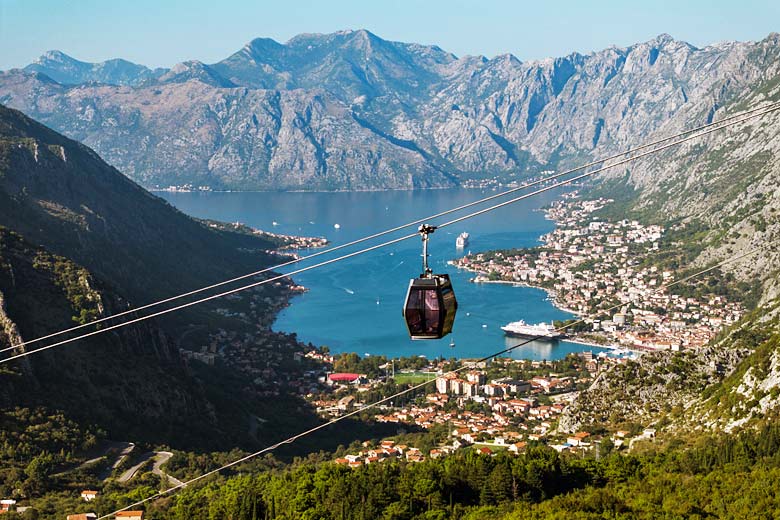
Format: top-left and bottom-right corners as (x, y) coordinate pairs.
(108, 422), (780, 519)
(0, 105), (326, 453)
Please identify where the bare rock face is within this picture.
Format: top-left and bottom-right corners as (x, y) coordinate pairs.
(2, 31), (779, 190)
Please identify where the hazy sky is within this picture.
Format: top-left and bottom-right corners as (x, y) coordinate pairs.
(1, 0), (777, 69)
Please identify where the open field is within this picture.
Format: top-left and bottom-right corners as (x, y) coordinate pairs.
(393, 372), (438, 385)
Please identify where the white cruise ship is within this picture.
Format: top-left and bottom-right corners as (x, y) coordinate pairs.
(501, 320), (563, 340)
(455, 232), (470, 248)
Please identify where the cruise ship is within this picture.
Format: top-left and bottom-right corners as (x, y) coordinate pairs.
(455, 232), (470, 248)
(501, 320), (564, 341)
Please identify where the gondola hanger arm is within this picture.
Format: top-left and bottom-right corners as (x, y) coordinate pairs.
(418, 224), (437, 277)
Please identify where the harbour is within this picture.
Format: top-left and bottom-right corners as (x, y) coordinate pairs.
(159, 188), (614, 360)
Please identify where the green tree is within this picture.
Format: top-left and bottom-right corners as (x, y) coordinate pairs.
(23, 453), (55, 495)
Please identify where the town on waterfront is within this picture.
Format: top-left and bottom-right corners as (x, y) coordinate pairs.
(173, 193), (747, 470)
(453, 194), (744, 352)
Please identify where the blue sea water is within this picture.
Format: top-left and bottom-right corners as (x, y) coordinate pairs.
(159, 188), (610, 361)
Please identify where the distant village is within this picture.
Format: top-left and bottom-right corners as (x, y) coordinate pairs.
(152, 184), (214, 192)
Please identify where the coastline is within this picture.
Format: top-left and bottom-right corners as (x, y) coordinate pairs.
(458, 261), (641, 355)
(460, 272), (630, 352)
(165, 188), (586, 361)
(450, 194), (743, 358)
(449, 206), (638, 356)
(455, 271), (584, 318)
(563, 337), (620, 350)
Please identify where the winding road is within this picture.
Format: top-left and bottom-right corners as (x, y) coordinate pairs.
(118, 450), (186, 488)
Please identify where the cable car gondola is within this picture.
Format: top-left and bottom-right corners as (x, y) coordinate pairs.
(403, 224), (458, 339)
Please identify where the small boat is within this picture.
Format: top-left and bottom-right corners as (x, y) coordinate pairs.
(334, 223), (341, 229)
(456, 232), (470, 248)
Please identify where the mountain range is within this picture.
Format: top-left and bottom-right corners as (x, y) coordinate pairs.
(1, 30), (778, 190)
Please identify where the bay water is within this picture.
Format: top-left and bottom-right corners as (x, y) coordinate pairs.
(159, 189), (610, 361)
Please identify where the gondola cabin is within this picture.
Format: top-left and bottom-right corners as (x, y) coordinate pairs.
(403, 273), (457, 340)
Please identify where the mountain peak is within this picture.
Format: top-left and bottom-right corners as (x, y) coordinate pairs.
(40, 50), (71, 59)
(286, 28), (383, 48)
(244, 37), (283, 53)
(644, 33), (696, 51)
(491, 53), (523, 66)
(34, 50), (82, 65)
(652, 33), (675, 45)
(157, 60), (235, 87)
(24, 52), (163, 86)
(170, 60), (206, 73)
(764, 32), (780, 44)
(346, 28), (378, 40)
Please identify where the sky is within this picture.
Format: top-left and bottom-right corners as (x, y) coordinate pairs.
(0, 0), (778, 70)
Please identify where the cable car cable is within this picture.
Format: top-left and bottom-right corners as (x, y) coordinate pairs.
(4, 100), (778, 355)
(97, 245), (763, 520)
(0, 233), (416, 364)
(2, 102), (778, 363)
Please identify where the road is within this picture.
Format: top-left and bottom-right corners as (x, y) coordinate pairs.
(118, 452), (155, 483)
(152, 451), (186, 488)
(52, 441), (134, 481)
(119, 450), (186, 488)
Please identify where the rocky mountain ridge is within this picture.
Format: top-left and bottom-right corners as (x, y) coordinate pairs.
(24, 50), (167, 86)
(558, 70), (780, 438)
(2, 30), (778, 190)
